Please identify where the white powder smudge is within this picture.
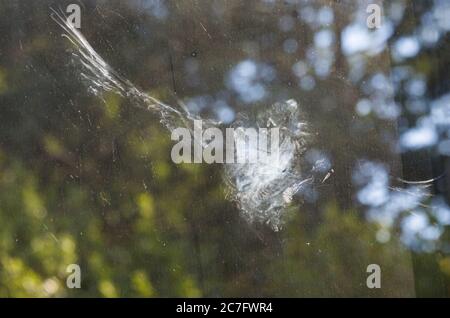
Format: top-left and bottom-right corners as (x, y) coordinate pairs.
(51, 9), (327, 230)
(224, 100), (313, 230)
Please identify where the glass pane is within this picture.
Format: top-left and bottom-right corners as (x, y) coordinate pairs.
(0, 0), (449, 297)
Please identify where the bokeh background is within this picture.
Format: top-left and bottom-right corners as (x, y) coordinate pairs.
(0, 0), (450, 297)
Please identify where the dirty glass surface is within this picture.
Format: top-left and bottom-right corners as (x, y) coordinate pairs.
(0, 0), (449, 297)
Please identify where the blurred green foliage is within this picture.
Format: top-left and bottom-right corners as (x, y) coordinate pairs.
(0, 145), (419, 296)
